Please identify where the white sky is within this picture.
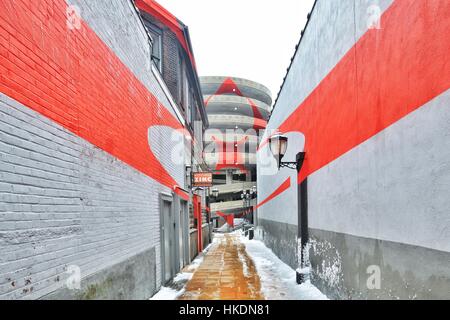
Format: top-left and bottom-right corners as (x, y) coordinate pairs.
(157, 0), (316, 104)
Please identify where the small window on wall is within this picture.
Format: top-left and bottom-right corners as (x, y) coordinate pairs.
(184, 75), (190, 123)
(145, 22), (162, 71)
(177, 52), (183, 107)
(189, 92), (196, 125)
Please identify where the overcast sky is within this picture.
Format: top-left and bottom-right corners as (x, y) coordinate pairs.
(157, 0), (315, 104)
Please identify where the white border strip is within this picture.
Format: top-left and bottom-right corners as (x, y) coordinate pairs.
(151, 64), (185, 127)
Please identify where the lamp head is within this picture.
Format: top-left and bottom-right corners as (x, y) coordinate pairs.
(269, 134), (288, 168)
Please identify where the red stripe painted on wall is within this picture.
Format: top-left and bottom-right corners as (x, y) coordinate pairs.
(256, 177), (291, 209)
(0, 0), (186, 197)
(258, 0), (450, 208)
(216, 211), (235, 227)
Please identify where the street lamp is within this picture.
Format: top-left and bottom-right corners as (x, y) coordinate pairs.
(241, 190), (251, 208)
(211, 188), (219, 198)
(268, 134), (308, 285)
(269, 134), (305, 170)
(247, 186), (257, 226)
(269, 134), (288, 168)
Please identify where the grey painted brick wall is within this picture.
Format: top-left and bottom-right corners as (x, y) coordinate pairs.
(0, 0), (186, 299)
(0, 93), (166, 299)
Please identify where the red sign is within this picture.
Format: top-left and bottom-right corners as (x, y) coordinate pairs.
(192, 172), (213, 187)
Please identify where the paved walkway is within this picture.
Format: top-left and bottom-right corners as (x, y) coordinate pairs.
(178, 233), (264, 300)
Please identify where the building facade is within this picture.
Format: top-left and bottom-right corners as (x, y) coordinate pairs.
(0, 0), (208, 299)
(256, 0), (450, 299)
(136, 0), (212, 268)
(200, 76), (271, 227)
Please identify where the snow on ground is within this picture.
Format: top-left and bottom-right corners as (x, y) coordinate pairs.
(216, 223), (229, 233)
(233, 218), (245, 227)
(216, 219), (246, 233)
(239, 231), (329, 300)
(150, 286), (184, 300)
(151, 232), (328, 300)
(150, 242), (213, 300)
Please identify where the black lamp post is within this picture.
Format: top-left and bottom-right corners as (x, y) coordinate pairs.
(241, 190), (250, 208)
(211, 188), (219, 198)
(251, 185), (257, 225)
(268, 134), (308, 284)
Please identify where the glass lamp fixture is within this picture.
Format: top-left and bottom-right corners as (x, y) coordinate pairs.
(268, 134), (288, 168)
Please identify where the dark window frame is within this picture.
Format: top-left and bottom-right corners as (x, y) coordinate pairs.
(145, 21), (163, 72)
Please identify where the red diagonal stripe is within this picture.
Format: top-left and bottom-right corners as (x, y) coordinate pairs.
(0, 0), (185, 194)
(258, 0), (450, 208)
(256, 177), (291, 209)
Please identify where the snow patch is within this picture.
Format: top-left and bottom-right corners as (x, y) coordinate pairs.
(216, 223), (230, 233)
(238, 249), (250, 277)
(150, 242), (213, 300)
(233, 218), (245, 227)
(309, 239), (342, 289)
(150, 286), (184, 300)
(241, 232), (328, 300)
(173, 272), (193, 282)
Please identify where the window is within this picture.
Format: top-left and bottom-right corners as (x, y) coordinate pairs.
(183, 72), (190, 122)
(145, 22), (162, 71)
(177, 49), (183, 105)
(189, 91), (196, 125)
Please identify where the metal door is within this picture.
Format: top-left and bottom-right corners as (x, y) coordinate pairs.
(178, 200), (189, 267)
(160, 194), (176, 284)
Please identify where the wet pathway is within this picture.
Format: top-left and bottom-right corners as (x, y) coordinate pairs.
(178, 233), (264, 300)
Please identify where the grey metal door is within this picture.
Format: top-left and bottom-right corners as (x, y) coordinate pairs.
(179, 200), (190, 267)
(161, 194), (176, 284)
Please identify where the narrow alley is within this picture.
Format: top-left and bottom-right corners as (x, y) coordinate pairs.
(0, 0), (449, 306)
(152, 232), (327, 301)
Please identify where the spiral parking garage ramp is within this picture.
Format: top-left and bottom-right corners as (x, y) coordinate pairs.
(201, 76), (272, 170)
(200, 76), (272, 218)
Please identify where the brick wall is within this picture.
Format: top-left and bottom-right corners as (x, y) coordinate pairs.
(141, 13), (183, 110)
(0, 0), (187, 299)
